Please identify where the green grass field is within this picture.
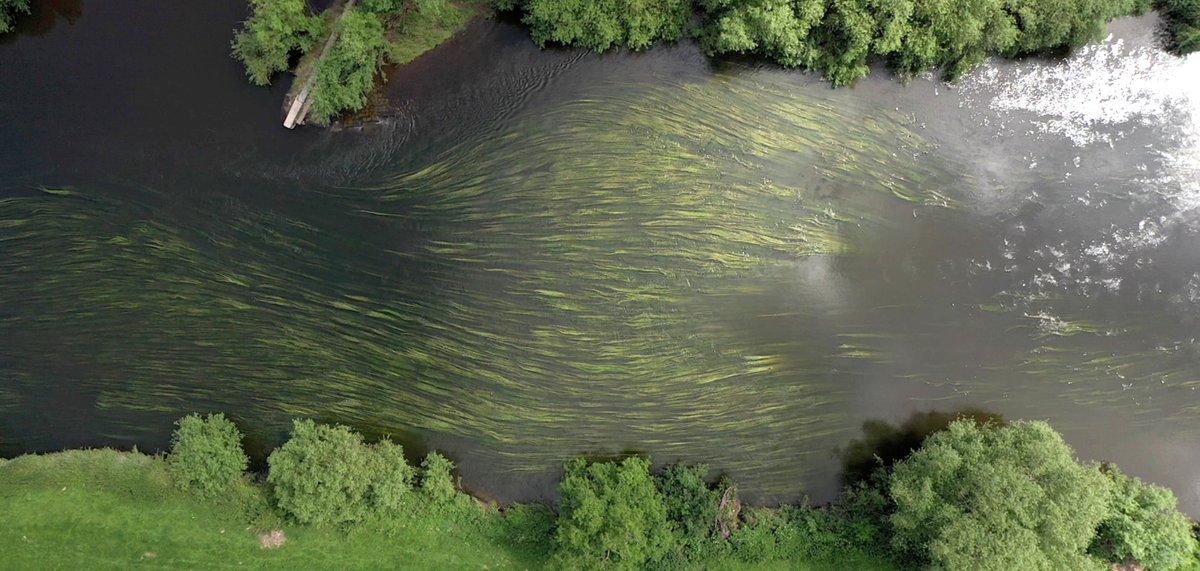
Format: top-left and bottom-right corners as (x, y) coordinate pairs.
(0, 450), (543, 570)
(0, 449), (901, 570)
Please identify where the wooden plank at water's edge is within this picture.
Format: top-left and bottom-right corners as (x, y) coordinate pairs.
(283, 0), (358, 129)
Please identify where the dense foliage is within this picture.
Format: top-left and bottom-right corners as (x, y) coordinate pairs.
(419, 451), (458, 504)
(16, 412), (1199, 569)
(267, 419), (377, 524)
(0, 0), (29, 35)
(166, 413), (248, 497)
(307, 9), (390, 125)
(231, 0), (322, 85)
(499, 0), (1194, 84)
(889, 420), (1114, 570)
(1161, 0), (1200, 53)
(232, 0), (468, 124)
(515, 0), (691, 50)
(266, 419), (442, 524)
(656, 463), (721, 551)
(1093, 465), (1199, 570)
(554, 456), (674, 569)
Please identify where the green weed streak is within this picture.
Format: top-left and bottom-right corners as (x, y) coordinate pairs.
(1, 74), (962, 496)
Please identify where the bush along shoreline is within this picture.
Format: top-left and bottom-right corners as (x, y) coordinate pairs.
(2, 413), (1198, 570)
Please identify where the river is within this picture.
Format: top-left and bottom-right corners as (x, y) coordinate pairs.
(1, 1), (1198, 513)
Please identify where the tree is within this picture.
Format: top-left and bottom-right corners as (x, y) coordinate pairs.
(1161, 0), (1200, 54)
(657, 463), (720, 551)
(306, 9), (389, 125)
(554, 456), (673, 569)
(0, 0), (30, 35)
(1092, 465), (1199, 571)
(520, 0), (690, 51)
(419, 451), (457, 504)
(267, 419), (420, 524)
(167, 413), (248, 497)
(698, 0), (828, 69)
(889, 420), (1113, 570)
(368, 439), (417, 516)
(267, 419), (375, 524)
(231, 0), (322, 86)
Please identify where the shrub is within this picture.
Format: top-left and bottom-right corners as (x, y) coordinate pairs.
(231, 0), (322, 85)
(1092, 465), (1199, 571)
(889, 420), (1113, 570)
(0, 0), (29, 35)
(419, 451), (457, 504)
(554, 456), (673, 569)
(502, 503), (558, 556)
(267, 419), (375, 524)
(267, 420), (421, 524)
(657, 463), (719, 549)
(367, 439), (417, 516)
(729, 506), (800, 563)
(1160, 0), (1200, 54)
(166, 413), (248, 497)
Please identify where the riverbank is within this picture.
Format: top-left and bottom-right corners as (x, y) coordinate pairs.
(0, 449), (895, 570)
(3, 414), (1197, 570)
(235, 0), (489, 127)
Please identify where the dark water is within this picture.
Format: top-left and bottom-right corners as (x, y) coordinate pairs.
(1, 2), (1198, 513)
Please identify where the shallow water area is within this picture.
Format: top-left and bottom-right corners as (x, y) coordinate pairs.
(0, 4), (1198, 512)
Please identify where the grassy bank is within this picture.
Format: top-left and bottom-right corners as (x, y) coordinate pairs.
(0, 450), (895, 569)
(3, 413), (1198, 570)
(0, 450), (546, 569)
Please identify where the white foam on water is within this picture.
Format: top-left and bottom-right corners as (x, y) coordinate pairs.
(958, 23), (1200, 310)
(959, 30), (1200, 215)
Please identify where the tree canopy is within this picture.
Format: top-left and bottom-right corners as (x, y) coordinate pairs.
(554, 456), (674, 569)
(499, 0), (1198, 84)
(0, 0), (29, 35)
(888, 420), (1114, 570)
(231, 0), (322, 86)
(1092, 465), (1199, 571)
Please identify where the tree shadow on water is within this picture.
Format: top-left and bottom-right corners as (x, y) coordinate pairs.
(837, 408), (1004, 487)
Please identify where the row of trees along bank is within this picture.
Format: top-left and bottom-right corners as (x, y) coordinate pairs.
(495, 0), (1200, 85)
(154, 411), (1199, 569)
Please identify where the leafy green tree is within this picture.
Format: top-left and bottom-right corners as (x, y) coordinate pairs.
(521, 0), (690, 51)
(0, 0), (30, 35)
(1161, 0), (1200, 54)
(307, 9), (389, 125)
(698, 0), (828, 68)
(657, 463), (719, 552)
(815, 0), (875, 85)
(267, 419), (375, 524)
(889, 420), (1113, 570)
(1092, 465), (1199, 571)
(419, 451), (457, 504)
(267, 419), (420, 523)
(554, 456), (673, 569)
(166, 413), (248, 497)
(232, 0), (322, 85)
(367, 439), (417, 516)
(360, 0), (407, 14)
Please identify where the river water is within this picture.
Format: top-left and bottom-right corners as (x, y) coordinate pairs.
(1, 1), (1198, 512)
